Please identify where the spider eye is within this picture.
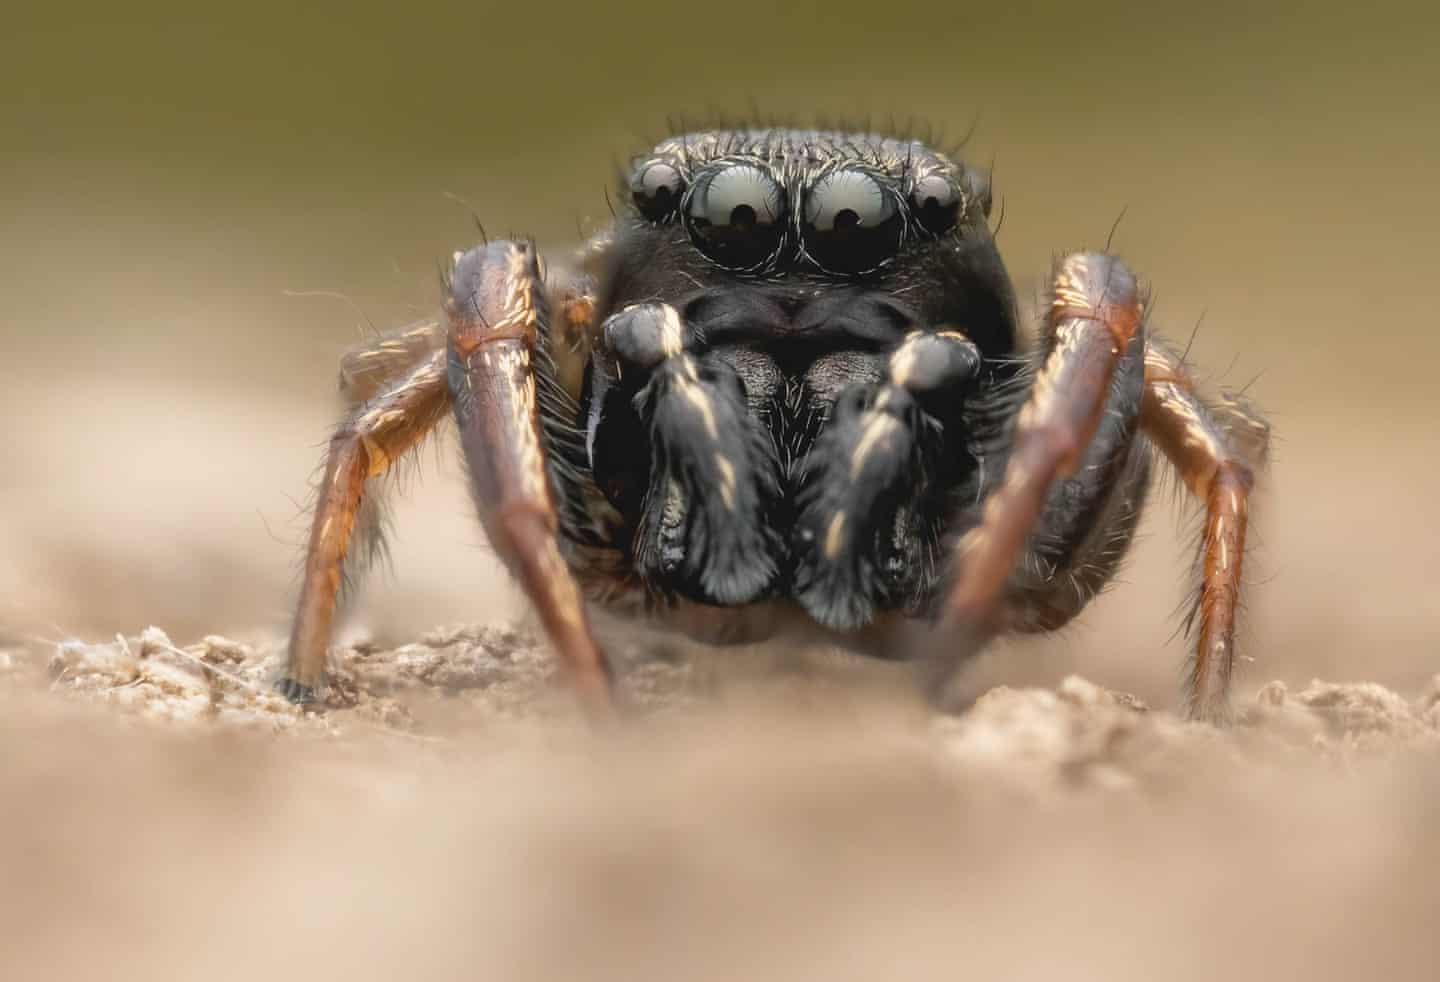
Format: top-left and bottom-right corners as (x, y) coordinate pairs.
(631, 161), (685, 222)
(684, 164), (787, 271)
(801, 169), (904, 275)
(911, 173), (962, 236)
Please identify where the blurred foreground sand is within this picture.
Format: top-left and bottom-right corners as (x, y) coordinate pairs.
(3, 625), (1439, 981)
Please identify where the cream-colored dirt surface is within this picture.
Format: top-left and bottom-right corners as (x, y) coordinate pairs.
(4, 627), (1439, 981)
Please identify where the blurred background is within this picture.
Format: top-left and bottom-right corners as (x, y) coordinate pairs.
(3, 0), (1436, 707)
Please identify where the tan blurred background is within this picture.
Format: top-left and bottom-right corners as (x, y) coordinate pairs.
(2, 0), (1436, 708)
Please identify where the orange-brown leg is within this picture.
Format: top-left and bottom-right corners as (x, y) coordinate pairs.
(446, 241), (613, 714)
(338, 321), (449, 577)
(337, 319), (443, 404)
(928, 253), (1144, 683)
(280, 351), (451, 702)
(1142, 343), (1268, 722)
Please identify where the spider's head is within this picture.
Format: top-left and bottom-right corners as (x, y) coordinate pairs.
(598, 129), (1017, 356)
(582, 131), (1024, 619)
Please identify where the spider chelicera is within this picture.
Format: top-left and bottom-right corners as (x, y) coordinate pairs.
(279, 128), (1269, 722)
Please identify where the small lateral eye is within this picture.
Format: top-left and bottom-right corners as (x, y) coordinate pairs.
(911, 173), (961, 236)
(684, 164), (787, 271)
(631, 161), (685, 222)
(801, 169), (903, 275)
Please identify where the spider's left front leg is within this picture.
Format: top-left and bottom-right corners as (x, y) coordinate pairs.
(927, 253), (1145, 692)
(446, 241), (613, 712)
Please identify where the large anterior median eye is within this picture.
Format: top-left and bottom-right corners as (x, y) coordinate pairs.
(684, 164), (787, 271)
(801, 169), (904, 275)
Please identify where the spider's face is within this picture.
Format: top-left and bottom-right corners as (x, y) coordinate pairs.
(581, 130), (1024, 623)
(599, 129), (1017, 357)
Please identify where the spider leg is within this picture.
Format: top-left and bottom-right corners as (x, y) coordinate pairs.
(338, 319), (444, 404)
(1003, 316), (1150, 633)
(447, 241), (613, 712)
(337, 320), (447, 583)
(1141, 342), (1268, 722)
(280, 349), (451, 702)
(928, 253), (1143, 685)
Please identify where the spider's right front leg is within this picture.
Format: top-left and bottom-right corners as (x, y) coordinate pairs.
(927, 254), (1145, 687)
(446, 242), (614, 712)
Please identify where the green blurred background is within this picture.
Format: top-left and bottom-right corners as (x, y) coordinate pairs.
(3, 1), (1435, 707)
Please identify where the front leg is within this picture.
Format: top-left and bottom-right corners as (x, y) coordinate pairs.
(446, 242), (613, 712)
(928, 254), (1144, 688)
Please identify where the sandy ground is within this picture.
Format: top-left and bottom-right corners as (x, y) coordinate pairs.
(3, 623), (1439, 981)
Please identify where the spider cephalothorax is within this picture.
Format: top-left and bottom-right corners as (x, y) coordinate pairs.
(280, 127), (1269, 721)
(582, 132), (1019, 627)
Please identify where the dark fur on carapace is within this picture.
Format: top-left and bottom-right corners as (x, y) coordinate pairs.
(547, 129), (1054, 640)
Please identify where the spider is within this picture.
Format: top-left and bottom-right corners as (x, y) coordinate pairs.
(279, 127), (1269, 722)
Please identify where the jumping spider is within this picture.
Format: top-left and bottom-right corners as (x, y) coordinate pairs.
(280, 128), (1269, 721)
